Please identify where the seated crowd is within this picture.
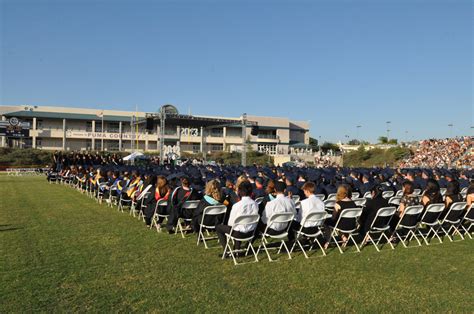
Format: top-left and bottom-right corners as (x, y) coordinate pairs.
(47, 161), (474, 261)
(400, 136), (473, 169)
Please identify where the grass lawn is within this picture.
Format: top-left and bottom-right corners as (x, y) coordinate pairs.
(1, 176), (473, 312)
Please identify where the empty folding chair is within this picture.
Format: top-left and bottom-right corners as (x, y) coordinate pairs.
(327, 193), (337, 201)
(438, 202), (467, 242)
(315, 194), (326, 201)
(290, 211), (330, 258)
(151, 200), (168, 232)
(382, 191), (395, 199)
(327, 207), (363, 254)
(196, 205), (227, 248)
(175, 200), (201, 238)
(416, 203), (445, 245)
(353, 198), (366, 207)
(361, 206), (396, 251)
(391, 205), (424, 248)
(222, 214), (260, 266)
(256, 212), (295, 262)
(460, 204), (473, 239)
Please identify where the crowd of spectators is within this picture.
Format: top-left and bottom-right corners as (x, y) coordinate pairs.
(400, 137), (473, 169)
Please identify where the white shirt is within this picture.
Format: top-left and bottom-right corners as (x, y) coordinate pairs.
(296, 194), (326, 227)
(228, 196), (259, 233)
(262, 194), (296, 231)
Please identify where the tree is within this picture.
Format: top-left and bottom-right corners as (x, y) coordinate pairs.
(348, 139), (360, 145)
(309, 137), (319, 149)
(388, 138), (398, 145)
(320, 142), (340, 153)
(378, 136), (388, 144)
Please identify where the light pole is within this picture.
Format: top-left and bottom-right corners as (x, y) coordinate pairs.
(448, 123), (453, 138)
(241, 113), (247, 166)
(101, 110), (104, 151)
(356, 125), (361, 142)
(345, 135), (349, 144)
(386, 121), (391, 142)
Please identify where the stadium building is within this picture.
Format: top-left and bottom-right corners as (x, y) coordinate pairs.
(0, 105), (311, 156)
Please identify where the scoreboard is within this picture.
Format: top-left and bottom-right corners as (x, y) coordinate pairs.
(0, 117), (30, 138)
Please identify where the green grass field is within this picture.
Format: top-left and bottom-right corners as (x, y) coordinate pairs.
(1, 176), (473, 312)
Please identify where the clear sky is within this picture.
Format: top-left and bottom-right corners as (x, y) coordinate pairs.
(1, 0), (472, 143)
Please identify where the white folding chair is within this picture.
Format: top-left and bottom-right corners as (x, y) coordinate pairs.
(395, 190), (404, 197)
(363, 192), (372, 199)
(290, 212), (330, 258)
(416, 203), (445, 245)
(255, 197), (265, 205)
(391, 205), (424, 248)
(137, 191), (151, 221)
(315, 194), (326, 201)
(256, 212), (295, 262)
(197, 205), (227, 248)
(353, 198), (367, 207)
(352, 192), (360, 199)
(388, 196), (402, 207)
(176, 200), (201, 238)
(324, 200), (335, 214)
(460, 204), (473, 239)
(437, 202), (467, 242)
(460, 187), (468, 200)
(361, 206), (396, 252)
(440, 188), (447, 197)
(327, 208), (363, 254)
(413, 189), (422, 195)
(382, 191), (395, 199)
(291, 195), (300, 203)
(327, 193), (337, 201)
(151, 200), (168, 232)
(222, 214), (260, 266)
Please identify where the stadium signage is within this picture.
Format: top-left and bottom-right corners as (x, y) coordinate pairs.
(65, 131), (148, 140)
(0, 117), (30, 138)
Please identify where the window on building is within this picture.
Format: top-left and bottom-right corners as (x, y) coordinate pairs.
(37, 120), (43, 130)
(108, 122), (120, 133)
(210, 128), (223, 137)
(36, 138), (42, 148)
(210, 144), (223, 151)
(258, 144), (277, 155)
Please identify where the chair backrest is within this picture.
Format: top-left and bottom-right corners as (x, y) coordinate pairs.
(440, 188), (447, 197)
(156, 199), (168, 207)
(363, 192), (372, 199)
(353, 198), (366, 207)
(443, 202), (467, 223)
(232, 214), (260, 228)
(413, 189), (422, 195)
(327, 193), (336, 201)
(324, 200), (336, 211)
(464, 204), (474, 220)
(301, 211), (330, 226)
(334, 208), (363, 233)
(291, 195), (300, 203)
(382, 191), (395, 199)
(388, 196), (402, 206)
(255, 197), (264, 205)
(267, 212), (295, 224)
(315, 194), (325, 201)
(395, 190), (404, 196)
(369, 206), (396, 231)
(352, 192), (360, 199)
(182, 200), (201, 209)
(420, 203), (444, 224)
(203, 205), (227, 216)
(398, 205), (424, 229)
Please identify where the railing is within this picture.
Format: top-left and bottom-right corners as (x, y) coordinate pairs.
(257, 134), (279, 140)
